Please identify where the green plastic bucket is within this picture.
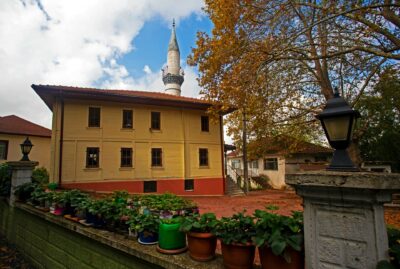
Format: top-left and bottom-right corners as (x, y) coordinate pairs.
(158, 223), (186, 250)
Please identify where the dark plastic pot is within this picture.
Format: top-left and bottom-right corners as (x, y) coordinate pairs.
(259, 246), (304, 269)
(158, 223), (186, 250)
(138, 231), (158, 245)
(187, 232), (217, 261)
(221, 241), (255, 269)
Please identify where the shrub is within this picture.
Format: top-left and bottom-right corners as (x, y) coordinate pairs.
(32, 167), (49, 184)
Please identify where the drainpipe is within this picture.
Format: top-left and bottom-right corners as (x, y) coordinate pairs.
(58, 95), (64, 186)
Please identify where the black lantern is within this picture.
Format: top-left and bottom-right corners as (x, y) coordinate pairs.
(20, 137), (33, 161)
(316, 89), (360, 171)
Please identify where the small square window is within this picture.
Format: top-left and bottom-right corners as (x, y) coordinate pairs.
(88, 107), (100, 127)
(121, 148), (132, 167)
(86, 147), (100, 168)
(151, 112), (161, 130)
(122, 110), (133, 129)
(264, 158), (278, 170)
(144, 181), (157, 193)
(199, 148), (209, 166)
(201, 116), (209, 132)
(0, 140), (8, 160)
(151, 148), (162, 167)
(184, 179), (194, 191)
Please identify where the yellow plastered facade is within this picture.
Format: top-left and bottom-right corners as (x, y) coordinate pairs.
(50, 98), (223, 183)
(0, 133), (51, 170)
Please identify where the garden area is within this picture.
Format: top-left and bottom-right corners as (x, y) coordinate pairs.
(0, 163), (399, 269)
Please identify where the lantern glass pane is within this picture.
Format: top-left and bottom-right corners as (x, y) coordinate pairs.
(323, 115), (350, 141)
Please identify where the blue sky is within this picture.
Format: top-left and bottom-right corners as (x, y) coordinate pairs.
(118, 14), (213, 81)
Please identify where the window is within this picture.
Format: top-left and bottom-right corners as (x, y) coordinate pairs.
(264, 158), (278, 170)
(88, 107), (100, 127)
(86, 147), (100, 168)
(144, 181), (157, 193)
(0, 141), (8, 160)
(201, 116), (209, 132)
(121, 148), (132, 167)
(249, 160), (258, 169)
(151, 112), (161, 130)
(185, 179), (194, 191)
(199, 148), (209, 166)
(231, 159), (241, 169)
(151, 148), (162, 167)
(122, 110), (133, 129)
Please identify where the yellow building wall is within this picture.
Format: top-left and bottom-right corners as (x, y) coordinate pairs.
(0, 133), (51, 171)
(50, 99), (223, 183)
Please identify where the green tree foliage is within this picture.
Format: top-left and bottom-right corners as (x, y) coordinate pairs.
(357, 68), (400, 172)
(190, 0), (399, 152)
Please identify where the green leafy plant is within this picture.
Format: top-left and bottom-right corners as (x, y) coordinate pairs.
(180, 213), (217, 233)
(213, 211), (255, 245)
(0, 164), (11, 197)
(31, 167), (49, 184)
(128, 213), (160, 234)
(14, 182), (39, 202)
(47, 182), (58, 191)
(29, 186), (48, 206)
(387, 226), (400, 267)
(160, 216), (183, 224)
(253, 208), (303, 263)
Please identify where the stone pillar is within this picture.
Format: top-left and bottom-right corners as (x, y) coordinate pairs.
(7, 161), (38, 206)
(286, 171), (400, 269)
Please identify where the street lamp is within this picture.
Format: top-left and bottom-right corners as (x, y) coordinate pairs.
(316, 88), (360, 171)
(20, 137), (33, 161)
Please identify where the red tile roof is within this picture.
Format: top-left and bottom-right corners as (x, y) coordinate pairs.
(0, 115), (51, 137)
(31, 85), (236, 114)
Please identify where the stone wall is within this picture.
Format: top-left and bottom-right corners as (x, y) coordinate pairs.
(0, 199), (223, 269)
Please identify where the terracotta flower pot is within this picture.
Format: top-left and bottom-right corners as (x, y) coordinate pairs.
(221, 241), (255, 269)
(187, 232), (217, 261)
(259, 245), (304, 269)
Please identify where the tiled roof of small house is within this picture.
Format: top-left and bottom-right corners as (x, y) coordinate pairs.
(0, 115), (51, 137)
(31, 85), (234, 114)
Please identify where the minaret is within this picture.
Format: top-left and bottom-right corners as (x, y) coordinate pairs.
(162, 19), (184, 96)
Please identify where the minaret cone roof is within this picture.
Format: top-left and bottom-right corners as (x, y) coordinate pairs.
(168, 19), (180, 52)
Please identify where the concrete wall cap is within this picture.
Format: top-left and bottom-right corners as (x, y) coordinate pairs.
(286, 171), (400, 190)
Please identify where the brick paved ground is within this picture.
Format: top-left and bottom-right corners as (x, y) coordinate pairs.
(191, 189), (400, 228)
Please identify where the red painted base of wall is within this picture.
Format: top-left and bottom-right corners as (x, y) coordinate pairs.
(61, 177), (224, 196)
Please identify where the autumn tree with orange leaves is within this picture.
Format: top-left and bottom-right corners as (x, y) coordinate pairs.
(189, 0), (400, 162)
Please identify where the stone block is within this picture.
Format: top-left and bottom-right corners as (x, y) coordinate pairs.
(343, 241), (367, 269)
(45, 243), (68, 263)
(44, 256), (67, 269)
(318, 237), (342, 264)
(68, 256), (93, 269)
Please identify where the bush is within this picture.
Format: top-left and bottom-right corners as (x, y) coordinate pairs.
(0, 164), (11, 197)
(32, 167), (49, 184)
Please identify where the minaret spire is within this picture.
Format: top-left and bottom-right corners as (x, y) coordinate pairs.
(163, 19), (184, 96)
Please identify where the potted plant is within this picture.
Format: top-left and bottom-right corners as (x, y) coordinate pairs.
(157, 216), (187, 254)
(253, 208), (304, 269)
(14, 182), (38, 202)
(180, 213), (218, 261)
(128, 213), (160, 245)
(214, 212), (256, 269)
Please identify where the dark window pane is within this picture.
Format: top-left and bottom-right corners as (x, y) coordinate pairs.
(199, 148), (208, 166)
(151, 112), (161, 130)
(184, 179), (194, 191)
(121, 148), (132, 167)
(88, 107), (100, 127)
(144, 181), (157, 193)
(263, 158), (278, 170)
(151, 148), (162, 167)
(122, 110), (133, 128)
(86, 147), (99, 168)
(201, 116), (209, 132)
(0, 140), (8, 160)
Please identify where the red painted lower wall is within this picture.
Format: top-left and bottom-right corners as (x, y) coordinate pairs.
(61, 177), (224, 196)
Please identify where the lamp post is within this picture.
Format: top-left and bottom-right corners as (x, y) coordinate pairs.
(316, 88), (360, 171)
(20, 137), (33, 161)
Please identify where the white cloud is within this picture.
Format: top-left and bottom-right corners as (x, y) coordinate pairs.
(0, 0), (204, 128)
(143, 65), (152, 74)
